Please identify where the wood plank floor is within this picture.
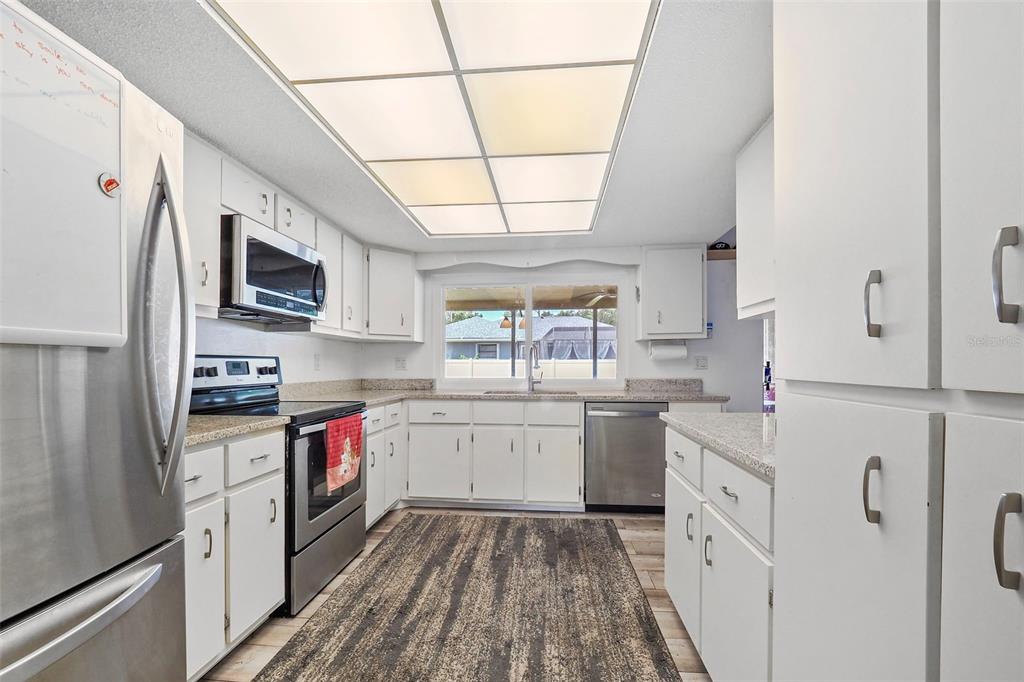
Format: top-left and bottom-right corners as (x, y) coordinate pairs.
(204, 508), (710, 682)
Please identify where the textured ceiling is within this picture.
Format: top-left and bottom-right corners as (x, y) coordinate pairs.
(22, 0), (772, 253)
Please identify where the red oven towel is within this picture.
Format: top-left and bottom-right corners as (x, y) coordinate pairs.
(326, 414), (362, 493)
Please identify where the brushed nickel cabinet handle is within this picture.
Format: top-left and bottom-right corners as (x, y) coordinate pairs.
(432, 411), (447, 416)
(863, 270), (882, 337)
(250, 453), (270, 463)
(673, 451), (683, 461)
(719, 485), (738, 500)
(346, 305), (353, 320)
(401, 313), (405, 327)
(184, 474), (202, 484)
(200, 260), (209, 287)
(685, 513), (694, 541)
(389, 442), (395, 457)
(270, 498), (277, 523)
(285, 206), (292, 226)
(992, 226), (1021, 324)
(203, 528), (213, 559)
(862, 455), (882, 524)
(456, 438), (460, 453)
(704, 535), (712, 566)
(994, 492), (1022, 590)
(259, 193), (268, 214)
(657, 310), (663, 324)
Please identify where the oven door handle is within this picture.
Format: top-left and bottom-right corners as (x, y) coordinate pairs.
(298, 423), (326, 436)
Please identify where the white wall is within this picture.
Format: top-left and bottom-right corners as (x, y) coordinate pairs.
(195, 317), (361, 383)
(359, 259), (764, 411)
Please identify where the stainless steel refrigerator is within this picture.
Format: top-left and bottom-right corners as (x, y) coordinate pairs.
(0, 2), (194, 679)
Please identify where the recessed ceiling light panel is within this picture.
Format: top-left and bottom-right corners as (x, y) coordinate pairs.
(214, 1), (658, 237)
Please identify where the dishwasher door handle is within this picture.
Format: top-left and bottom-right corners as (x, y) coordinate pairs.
(586, 411), (663, 418)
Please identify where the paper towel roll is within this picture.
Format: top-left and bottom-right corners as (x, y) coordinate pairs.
(648, 340), (688, 361)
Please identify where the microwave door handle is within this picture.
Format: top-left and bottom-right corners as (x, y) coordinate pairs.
(142, 155), (195, 496)
(311, 260), (327, 312)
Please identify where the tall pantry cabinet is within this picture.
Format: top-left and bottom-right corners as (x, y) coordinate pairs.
(772, 1), (1023, 680)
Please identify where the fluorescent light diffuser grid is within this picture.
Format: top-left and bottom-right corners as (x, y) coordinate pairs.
(464, 65), (634, 156)
(218, 1), (451, 80)
(369, 159), (495, 206)
(411, 204), (507, 235)
(491, 154), (609, 203)
(505, 202), (598, 233)
(297, 76), (480, 161)
(216, 1), (656, 237)
(441, 0), (651, 70)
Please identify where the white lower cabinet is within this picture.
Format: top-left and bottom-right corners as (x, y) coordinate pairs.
(772, 393), (942, 681)
(701, 505), (773, 682)
(407, 425), (472, 499)
(184, 499), (225, 680)
(365, 431), (387, 527)
(183, 430), (285, 680)
(664, 468), (704, 649)
(384, 425), (406, 509)
(525, 428), (580, 504)
(472, 426), (524, 501)
(941, 413), (1024, 681)
(226, 474), (284, 643)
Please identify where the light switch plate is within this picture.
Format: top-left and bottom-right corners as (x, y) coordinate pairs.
(694, 355), (709, 370)
(394, 357), (407, 371)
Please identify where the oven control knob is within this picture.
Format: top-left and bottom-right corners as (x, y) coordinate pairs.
(268, 366), (278, 374)
(204, 367), (219, 377)
(193, 367), (205, 378)
(257, 366), (270, 375)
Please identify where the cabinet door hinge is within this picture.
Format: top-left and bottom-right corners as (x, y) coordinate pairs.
(470, 482), (474, 494)
(578, 434), (582, 445)
(224, 509), (229, 525)
(471, 432), (474, 443)
(365, 320), (369, 329)
(224, 614), (230, 630)
(635, 285), (640, 303)
(406, 481), (409, 490)
(578, 485), (582, 497)
(366, 252), (370, 263)
(768, 589), (774, 609)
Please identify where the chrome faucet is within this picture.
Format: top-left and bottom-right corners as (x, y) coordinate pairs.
(528, 345), (543, 392)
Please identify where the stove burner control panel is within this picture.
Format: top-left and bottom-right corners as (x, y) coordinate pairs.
(191, 355), (280, 390)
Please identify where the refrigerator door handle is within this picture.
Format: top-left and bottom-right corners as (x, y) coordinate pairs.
(0, 565), (162, 682)
(144, 154), (195, 496)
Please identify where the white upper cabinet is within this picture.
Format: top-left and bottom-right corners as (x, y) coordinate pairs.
(342, 234), (365, 333)
(940, 413), (1024, 681)
(773, 393), (942, 681)
(315, 220), (343, 330)
(367, 247), (415, 337)
(774, 0), (939, 388)
(274, 193), (316, 247)
(183, 133), (223, 309)
(940, 0), (1024, 394)
(735, 118), (775, 319)
(638, 246), (706, 339)
(221, 158), (274, 228)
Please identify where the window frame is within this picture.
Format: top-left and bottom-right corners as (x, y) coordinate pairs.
(435, 270), (627, 391)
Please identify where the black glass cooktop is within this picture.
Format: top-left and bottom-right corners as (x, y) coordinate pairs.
(214, 400), (364, 425)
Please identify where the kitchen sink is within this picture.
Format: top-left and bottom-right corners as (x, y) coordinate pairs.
(483, 390), (578, 395)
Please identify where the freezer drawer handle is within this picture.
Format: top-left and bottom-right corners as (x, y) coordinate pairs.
(203, 528), (213, 559)
(862, 456), (882, 524)
(685, 513), (694, 541)
(863, 270), (882, 338)
(0, 564), (162, 682)
(994, 492), (1022, 590)
(703, 535), (712, 566)
(992, 226), (1021, 324)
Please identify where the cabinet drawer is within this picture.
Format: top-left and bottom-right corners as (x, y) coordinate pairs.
(220, 159), (273, 226)
(184, 445), (224, 503)
(367, 406), (387, 433)
(703, 449), (773, 550)
(386, 402), (402, 426)
(226, 430), (284, 487)
(473, 401), (525, 424)
(408, 401), (472, 424)
(665, 428), (702, 488)
(525, 401), (580, 426)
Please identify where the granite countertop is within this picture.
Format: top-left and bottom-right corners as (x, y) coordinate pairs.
(185, 414), (291, 448)
(279, 378), (728, 406)
(660, 412), (776, 481)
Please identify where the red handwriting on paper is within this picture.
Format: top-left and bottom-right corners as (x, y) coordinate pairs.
(14, 40), (31, 57)
(55, 65), (70, 79)
(12, 19), (24, 34)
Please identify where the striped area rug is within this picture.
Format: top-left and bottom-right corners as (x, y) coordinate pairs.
(255, 513), (678, 681)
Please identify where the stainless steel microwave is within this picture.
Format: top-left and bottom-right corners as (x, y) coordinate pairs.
(219, 214), (327, 324)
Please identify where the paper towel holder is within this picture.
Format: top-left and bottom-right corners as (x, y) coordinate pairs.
(648, 340), (688, 361)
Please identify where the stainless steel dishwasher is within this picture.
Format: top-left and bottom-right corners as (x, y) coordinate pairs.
(585, 402), (668, 508)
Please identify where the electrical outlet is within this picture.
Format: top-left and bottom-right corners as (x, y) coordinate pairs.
(394, 357), (407, 371)
(694, 355), (709, 370)
(313, 352), (321, 371)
